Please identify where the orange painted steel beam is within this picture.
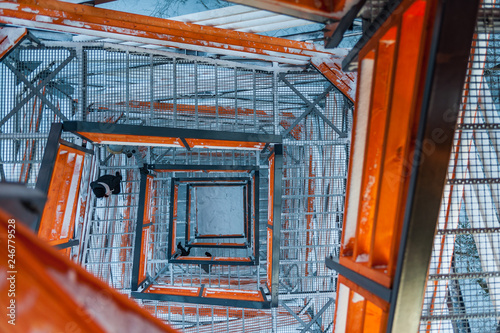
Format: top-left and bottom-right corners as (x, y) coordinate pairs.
(144, 285), (265, 302)
(191, 233), (244, 238)
(0, 206), (178, 333)
(334, 0), (432, 331)
(0, 0), (337, 64)
(171, 184), (178, 256)
(146, 285), (201, 297)
(311, 56), (357, 102)
(38, 145), (85, 247)
(144, 304), (277, 318)
(168, 277), (263, 286)
(189, 242), (247, 247)
(76, 131), (268, 150)
(156, 170), (249, 174)
(227, 0), (351, 22)
(138, 176), (154, 285)
(78, 132), (183, 147)
(0, 26), (26, 60)
(335, 276), (389, 332)
(348, 26), (399, 289)
(203, 288), (264, 302)
(119, 170), (134, 277)
(339, 0), (428, 288)
(185, 138), (266, 150)
(114, 101), (273, 119)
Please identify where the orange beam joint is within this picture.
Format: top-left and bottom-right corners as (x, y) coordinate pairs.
(311, 55), (357, 102)
(325, 255), (391, 303)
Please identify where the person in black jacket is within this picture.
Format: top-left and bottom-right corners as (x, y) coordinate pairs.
(90, 172), (122, 198)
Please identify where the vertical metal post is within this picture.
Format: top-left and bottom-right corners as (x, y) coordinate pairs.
(253, 69), (257, 130)
(234, 66), (238, 129)
(215, 63), (219, 129)
(195, 60), (199, 128)
(255, 170), (260, 265)
(131, 170), (148, 291)
(271, 144), (282, 307)
(272, 63), (279, 135)
(185, 184), (190, 244)
(173, 58), (177, 127)
(76, 45), (87, 121)
(272, 307), (278, 332)
(125, 50), (130, 124)
(150, 53), (154, 125)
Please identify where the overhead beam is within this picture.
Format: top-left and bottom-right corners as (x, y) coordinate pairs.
(227, 0), (352, 23)
(0, 0), (340, 65)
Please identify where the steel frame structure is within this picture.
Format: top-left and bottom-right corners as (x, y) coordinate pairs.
(58, 120), (283, 310)
(0, 0), (498, 332)
(130, 151), (281, 310)
(0, 4), (353, 330)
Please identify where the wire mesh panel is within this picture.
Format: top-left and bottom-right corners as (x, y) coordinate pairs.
(83, 45), (276, 133)
(0, 44), (82, 186)
(420, 4), (500, 332)
(81, 151), (141, 290)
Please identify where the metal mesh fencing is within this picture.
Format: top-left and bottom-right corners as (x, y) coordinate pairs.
(81, 45), (276, 133)
(420, 5), (500, 332)
(0, 44), (81, 186)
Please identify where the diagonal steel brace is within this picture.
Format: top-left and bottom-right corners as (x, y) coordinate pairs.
(0, 50), (75, 127)
(301, 298), (335, 333)
(280, 74), (347, 138)
(281, 302), (308, 327)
